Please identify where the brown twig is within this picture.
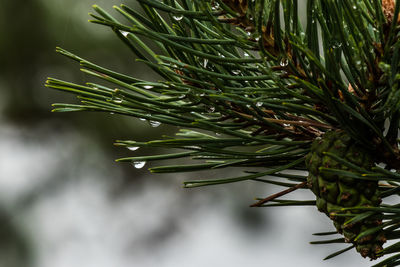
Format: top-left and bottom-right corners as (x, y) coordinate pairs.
(234, 110), (334, 130)
(250, 181), (308, 207)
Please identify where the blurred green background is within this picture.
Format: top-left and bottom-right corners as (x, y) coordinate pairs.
(0, 1), (372, 266)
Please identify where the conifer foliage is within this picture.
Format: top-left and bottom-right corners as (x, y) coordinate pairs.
(46, 0), (400, 265)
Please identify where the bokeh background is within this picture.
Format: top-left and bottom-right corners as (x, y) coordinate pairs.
(0, 1), (376, 266)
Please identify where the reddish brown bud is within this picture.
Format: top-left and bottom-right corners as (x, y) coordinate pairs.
(338, 84), (356, 101)
(382, 0), (400, 23)
(222, 0), (248, 15)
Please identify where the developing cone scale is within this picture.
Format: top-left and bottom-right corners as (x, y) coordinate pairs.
(382, 0), (400, 24)
(305, 131), (386, 259)
(221, 0), (247, 15)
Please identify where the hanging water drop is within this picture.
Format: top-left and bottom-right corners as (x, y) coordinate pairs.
(113, 97), (123, 104)
(280, 57), (289, 67)
(232, 70), (241, 75)
(149, 120), (161, 127)
(111, 88), (123, 103)
(132, 161), (146, 169)
(120, 31), (129, 37)
(127, 146), (139, 151)
(211, 1), (220, 10)
(207, 106), (216, 113)
(331, 41), (342, 49)
(203, 58), (208, 68)
(173, 14), (183, 21)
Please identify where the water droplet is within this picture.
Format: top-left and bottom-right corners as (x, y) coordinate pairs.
(207, 106), (216, 113)
(173, 14), (183, 21)
(244, 52), (250, 57)
(127, 146), (139, 151)
(132, 161), (146, 169)
(232, 70), (241, 75)
(255, 36), (260, 41)
(280, 57), (289, 67)
(149, 120), (161, 127)
(143, 85), (154, 89)
(331, 41), (342, 49)
(113, 97), (123, 104)
(203, 59), (208, 68)
(186, 146), (201, 150)
(256, 102), (263, 107)
(139, 118), (146, 121)
(211, 1), (220, 10)
(120, 31), (129, 37)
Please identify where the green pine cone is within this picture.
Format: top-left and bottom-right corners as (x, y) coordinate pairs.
(305, 131), (386, 259)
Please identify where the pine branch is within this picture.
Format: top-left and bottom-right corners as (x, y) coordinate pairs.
(46, 0), (400, 265)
